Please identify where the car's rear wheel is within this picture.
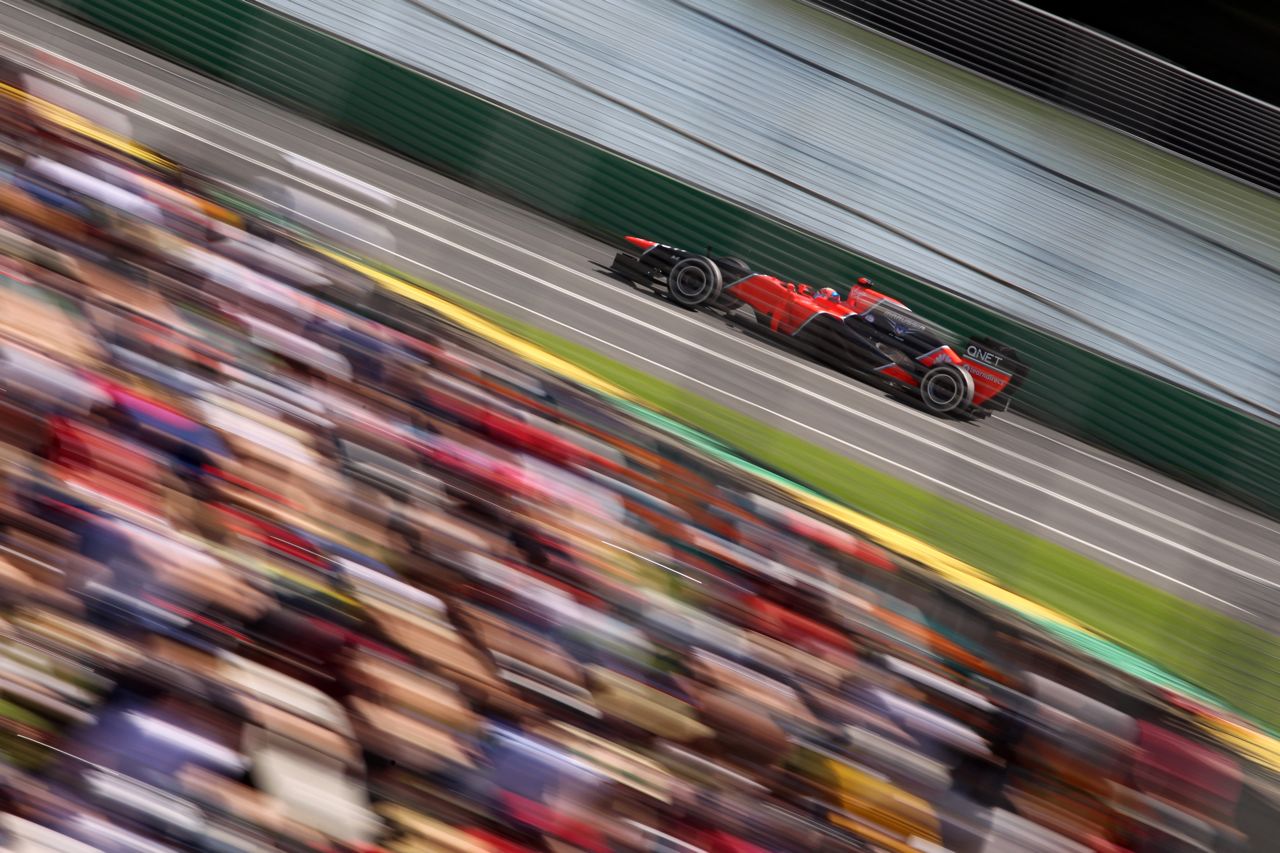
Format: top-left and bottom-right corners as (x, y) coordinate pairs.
(666, 257), (723, 309)
(919, 364), (975, 415)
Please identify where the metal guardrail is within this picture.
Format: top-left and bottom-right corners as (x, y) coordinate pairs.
(805, 0), (1280, 197)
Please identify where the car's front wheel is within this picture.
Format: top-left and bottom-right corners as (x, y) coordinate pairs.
(666, 257), (723, 309)
(919, 364), (975, 415)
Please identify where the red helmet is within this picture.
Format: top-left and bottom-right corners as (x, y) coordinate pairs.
(857, 277), (872, 287)
(816, 287), (840, 302)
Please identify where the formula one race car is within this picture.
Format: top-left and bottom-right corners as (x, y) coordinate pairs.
(610, 237), (1028, 418)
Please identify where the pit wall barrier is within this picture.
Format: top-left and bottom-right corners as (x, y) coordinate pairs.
(39, 0), (1280, 521)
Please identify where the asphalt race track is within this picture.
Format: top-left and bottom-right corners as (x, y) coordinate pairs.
(4, 0), (1280, 629)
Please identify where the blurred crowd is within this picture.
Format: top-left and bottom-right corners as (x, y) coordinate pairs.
(0, 58), (1266, 852)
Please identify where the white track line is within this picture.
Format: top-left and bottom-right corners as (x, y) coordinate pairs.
(1001, 416), (1280, 536)
(0, 21), (1273, 610)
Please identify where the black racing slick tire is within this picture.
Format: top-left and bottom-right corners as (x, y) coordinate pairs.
(919, 364), (975, 415)
(666, 257), (723, 309)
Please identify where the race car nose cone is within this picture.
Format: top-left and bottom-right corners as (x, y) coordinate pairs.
(625, 236), (657, 250)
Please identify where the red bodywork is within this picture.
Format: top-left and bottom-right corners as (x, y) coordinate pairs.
(723, 275), (1015, 407)
(728, 274), (858, 335)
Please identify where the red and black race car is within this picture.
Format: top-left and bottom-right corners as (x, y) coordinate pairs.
(610, 237), (1028, 419)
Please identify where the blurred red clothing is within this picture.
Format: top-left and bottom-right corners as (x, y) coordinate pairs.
(500, 791), (609, 853)
(748, 595), (854, 653)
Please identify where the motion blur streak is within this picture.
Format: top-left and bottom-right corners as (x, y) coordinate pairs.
(0, 5), (1275, 853)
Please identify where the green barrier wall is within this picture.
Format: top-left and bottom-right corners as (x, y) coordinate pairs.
(43, 0), (1280, 520)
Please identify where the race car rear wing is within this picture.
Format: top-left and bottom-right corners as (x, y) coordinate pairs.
(959, 337), (1030, 411)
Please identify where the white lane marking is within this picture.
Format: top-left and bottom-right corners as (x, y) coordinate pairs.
(283, 153), (396, 211)
(1002, 416), (1280, 535)
(957, 433), (1280, 570)
(2, 26), (1272, 606)
(3, 12), (1274, 558)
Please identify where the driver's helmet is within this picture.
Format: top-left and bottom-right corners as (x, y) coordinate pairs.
(816, 287), (841, 302)
(856, 277), (872, 287)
